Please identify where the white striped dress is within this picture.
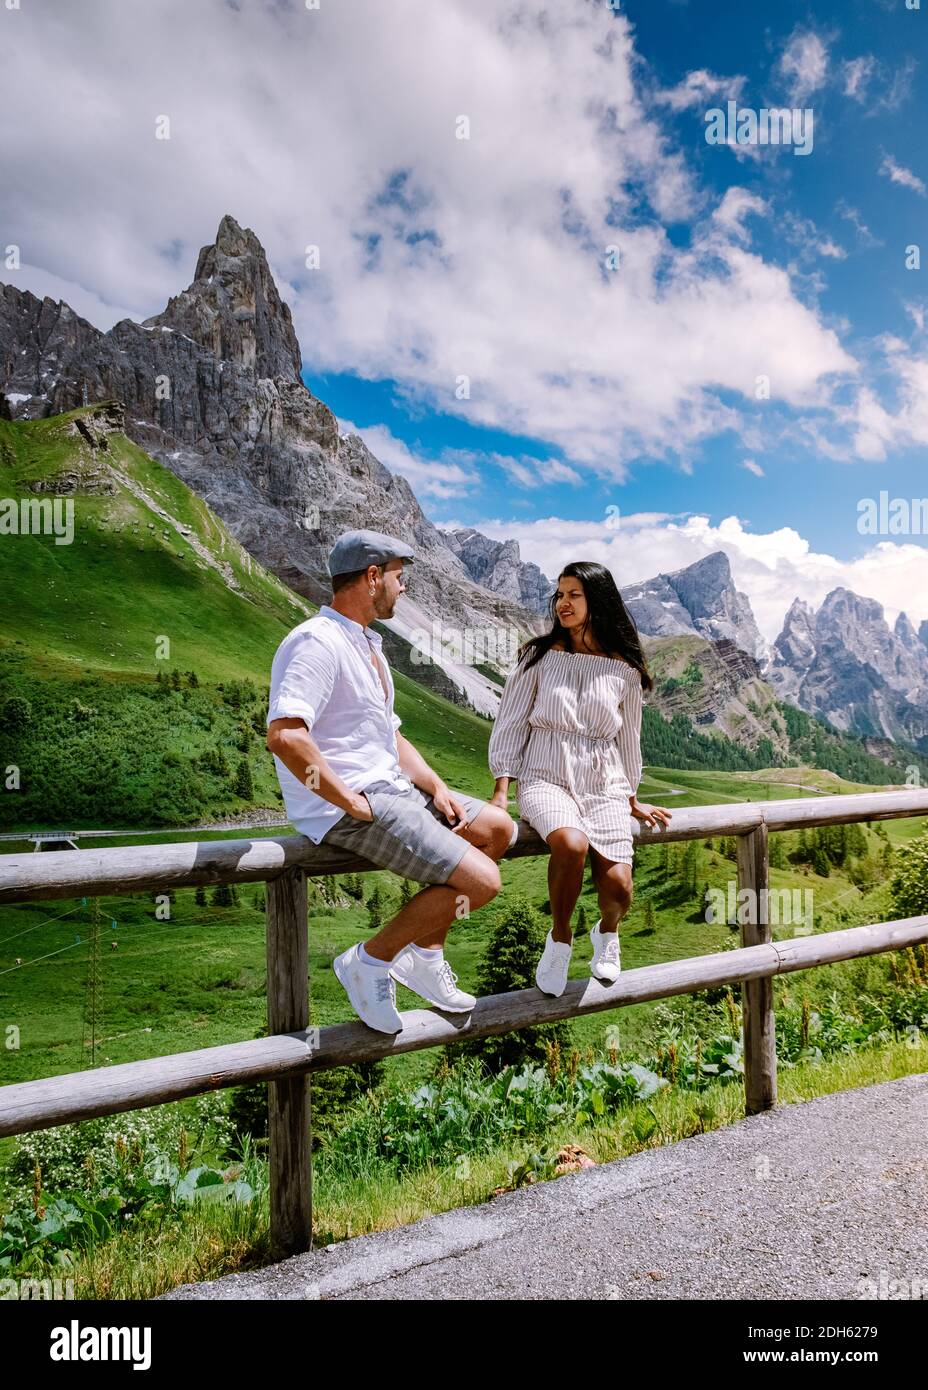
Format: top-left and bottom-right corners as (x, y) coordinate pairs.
(488, 647), (644, 864)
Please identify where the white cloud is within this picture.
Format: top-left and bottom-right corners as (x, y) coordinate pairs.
(842, 56), (875, 103)
(712, 188), (768, 241)
(466, 512), (928, 644)
(879, 154), (927, 198)
(654, 68), (746, 112)
(741, 458), (765, 477)
(337, 418), (479, 499)
(488, 453), (583, 488)
(777, 29), (830, 105)
(0, 0), (861, 476)
(844, 342), (928, 461)
(836, 201), (881, 249)
(3, 262), (139, 333)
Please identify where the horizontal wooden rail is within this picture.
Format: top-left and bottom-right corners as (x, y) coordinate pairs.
(2, 913), (926, 1140)
(1, 788), (927, 904)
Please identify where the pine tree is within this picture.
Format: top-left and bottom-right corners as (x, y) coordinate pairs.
(234, 756), (254, 798)
(446, 901), (573, 1072)
(812, 842), (830, 877)
(366, 884), (383, 931)
(194, 886), (207, 907)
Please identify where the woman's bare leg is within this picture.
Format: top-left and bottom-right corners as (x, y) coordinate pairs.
(588, 848), (633, 932)
(546, 827), (589, 944)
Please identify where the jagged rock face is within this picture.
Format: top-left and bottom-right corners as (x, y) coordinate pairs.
(0, 285), (103, 413)
(767, 586), (928, 746)
(0, 216), (544, 710)
(622, 550), (768, 661)
(895, 610), (924, 656)
(442, 526), (554, 616)
(147, 215), (303, 381)
(646, 634), (790, 756)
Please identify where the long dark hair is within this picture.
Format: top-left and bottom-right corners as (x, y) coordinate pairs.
(518, 561), (653, 693)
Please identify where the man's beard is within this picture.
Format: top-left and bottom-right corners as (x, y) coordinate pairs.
(373, 592), (396, 619)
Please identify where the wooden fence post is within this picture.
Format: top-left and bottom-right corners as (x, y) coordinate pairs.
(266, 867), (312, 1258)
(737, 824), (777, 1114)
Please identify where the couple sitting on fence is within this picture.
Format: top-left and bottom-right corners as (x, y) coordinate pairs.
(266, 530), (672, 1034)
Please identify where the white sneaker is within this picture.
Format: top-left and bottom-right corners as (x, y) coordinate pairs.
(390, 949), (476, 1013)
(535, 930), (573, 997)
(589, 920), (621, 982)
(333, 944), (403, 1033)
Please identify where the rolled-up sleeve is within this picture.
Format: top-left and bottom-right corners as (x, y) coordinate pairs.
(488, 651), (539, 779)
(267, 635), (337, 731)
(616, 665), (643, 795)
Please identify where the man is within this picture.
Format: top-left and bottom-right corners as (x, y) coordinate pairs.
(266, 529), (516, 1034)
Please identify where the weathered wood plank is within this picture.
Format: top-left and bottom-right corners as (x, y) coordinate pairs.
(3, 914), (926, 1138)
(1, 790), (926, 903)
(266, 868), (311, 1259)
(737, 825), (777, 1114)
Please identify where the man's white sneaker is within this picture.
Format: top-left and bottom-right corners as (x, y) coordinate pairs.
(390, 949), (476, 1013)
(535, 931), (573, 997)
(589, 921), (621, 982)
(333, 945), (403, 1034)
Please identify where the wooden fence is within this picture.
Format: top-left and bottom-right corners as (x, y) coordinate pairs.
(1, 788), (927, 1261)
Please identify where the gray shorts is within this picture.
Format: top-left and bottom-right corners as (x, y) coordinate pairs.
(320, 779), (491, 885)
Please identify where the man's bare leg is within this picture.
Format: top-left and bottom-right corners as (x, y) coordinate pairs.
(364, 805), (513, 960)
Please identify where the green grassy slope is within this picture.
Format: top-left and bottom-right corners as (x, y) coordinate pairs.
(0, 409), (501, 827)
(0, 409), (311, 681)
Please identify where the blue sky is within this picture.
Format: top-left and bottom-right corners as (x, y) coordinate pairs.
(304, 0), (927, 573)
(4, 0), (928, 641)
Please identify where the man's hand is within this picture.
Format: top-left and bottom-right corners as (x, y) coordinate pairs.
(431, 782), (469, 834)
(630, 798), (672, 830)
(346, 791), (374, 822)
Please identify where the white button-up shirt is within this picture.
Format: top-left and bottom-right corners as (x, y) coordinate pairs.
(267, 605), (410, 843)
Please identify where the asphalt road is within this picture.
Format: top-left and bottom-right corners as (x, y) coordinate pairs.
(162, 1071), (928, 1302)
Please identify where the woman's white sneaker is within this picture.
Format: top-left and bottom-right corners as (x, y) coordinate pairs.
(535, 931), (573, 997)
(589, 921), (621, 982)
(333, 944), (403, 1033)
(390, 949), (476, 1012)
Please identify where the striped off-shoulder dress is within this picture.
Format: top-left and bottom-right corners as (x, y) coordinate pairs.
(488, 647), (644, 864)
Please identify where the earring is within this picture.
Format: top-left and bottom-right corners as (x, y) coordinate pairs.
(369, 588), (375, 596)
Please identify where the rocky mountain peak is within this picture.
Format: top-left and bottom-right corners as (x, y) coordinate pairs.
(894, 611), (922, 652)
(144, 215), (302, 381)
(767, 585), (928, 746)
(621, 549), (768, 661)
(441, 526), (554, 616)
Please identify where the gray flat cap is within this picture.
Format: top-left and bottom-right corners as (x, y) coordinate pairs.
(327, 528), (417, 578)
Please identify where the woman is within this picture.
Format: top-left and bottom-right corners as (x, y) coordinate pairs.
(488, 562), (672, 996)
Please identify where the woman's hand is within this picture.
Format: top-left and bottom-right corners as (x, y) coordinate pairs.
(489, 776), (511, 811)
(630, 798), (672, 830)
